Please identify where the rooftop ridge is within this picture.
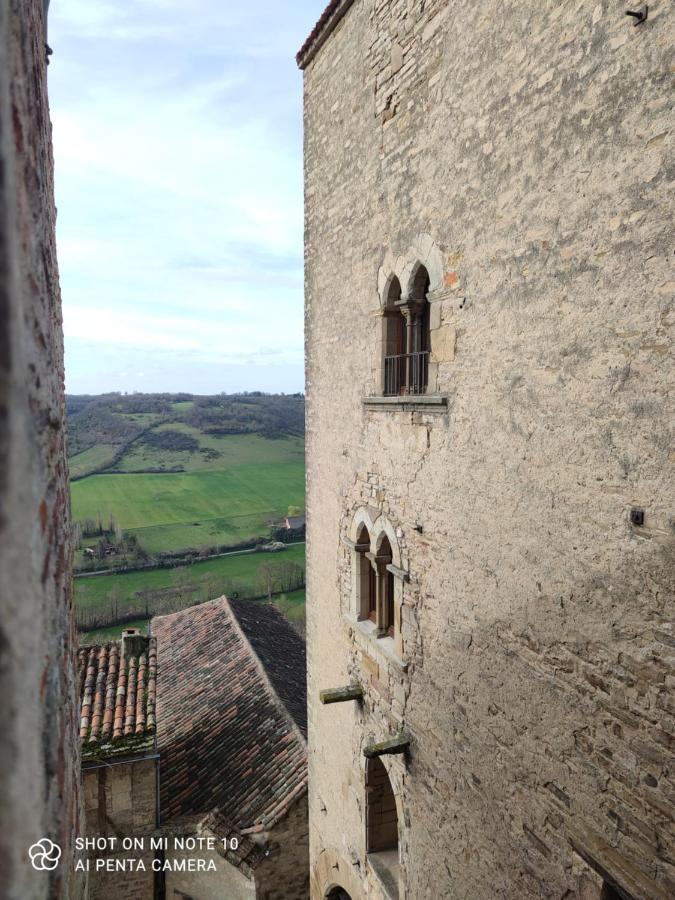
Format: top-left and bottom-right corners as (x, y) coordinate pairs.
(296, 0), (357, 70)
(154, 596), (307, 830)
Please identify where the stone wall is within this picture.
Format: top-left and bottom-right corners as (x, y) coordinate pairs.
(254, 794), (310, 900)
(0, 1), (83, 898)
(302, 2), (674, 898)
(165, 845), (256, 900)
(83, 758), (157, 899)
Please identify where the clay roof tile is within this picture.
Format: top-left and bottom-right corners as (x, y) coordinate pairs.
(154, 597), (307, 830)
(77, 633), (157, 754)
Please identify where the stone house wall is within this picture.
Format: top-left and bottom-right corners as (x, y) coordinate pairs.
(164, 845), (256, 900)
(254, 794), (310, 900)
(302, 2), (674, 898)
(83, 758), (157, 900)
(0, 1), (83, 898)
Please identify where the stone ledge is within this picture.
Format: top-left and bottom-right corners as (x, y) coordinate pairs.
(348, 616), (409, 673)
(362, 394), (448, 411)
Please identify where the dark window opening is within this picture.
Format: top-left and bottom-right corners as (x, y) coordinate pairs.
(377, 535), (395, 638)
(366, 756), (398, 853)
(386, 570), (395, 637)
(356, 524), (375, 622)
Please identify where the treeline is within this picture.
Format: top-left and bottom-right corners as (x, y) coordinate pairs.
(76, 559), (305, 632)
(66, 391), (305, 460)
(184, 394), (304, 439)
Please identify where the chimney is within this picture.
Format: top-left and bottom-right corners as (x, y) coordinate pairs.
(121, 628), (147, 659)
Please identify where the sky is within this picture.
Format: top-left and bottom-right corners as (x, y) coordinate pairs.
(49, 0), (321, 395)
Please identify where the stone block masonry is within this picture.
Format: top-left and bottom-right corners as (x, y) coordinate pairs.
(301, 1), (674, 898)
(0, 2), (84, 898)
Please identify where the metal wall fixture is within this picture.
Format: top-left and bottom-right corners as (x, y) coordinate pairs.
(630, 508), (645, 527)
(43, 0), (53, 61)
(625, 6), (648, 25)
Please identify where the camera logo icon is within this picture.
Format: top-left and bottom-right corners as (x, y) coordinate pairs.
(29, 838), (61, 871)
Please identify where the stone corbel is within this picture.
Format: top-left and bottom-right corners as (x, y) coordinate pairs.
(386, 563), (409, 582)
(363, 733), (411, 758)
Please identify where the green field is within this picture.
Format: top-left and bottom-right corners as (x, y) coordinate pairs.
(69, 444), (118, 479)
(71, 439), (304, 552)
(69, 398), (306, 633)
(75, 543), (305, 609)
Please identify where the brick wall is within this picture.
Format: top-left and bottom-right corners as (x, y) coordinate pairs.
(0, 1), (83, 898)
(302, 1), (674, 898)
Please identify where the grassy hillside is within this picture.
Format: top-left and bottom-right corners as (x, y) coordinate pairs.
(115, 428), (303, 473)
(68, 392), (306, 633)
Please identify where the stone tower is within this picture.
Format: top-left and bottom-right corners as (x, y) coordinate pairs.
(298, 2), (674, 898)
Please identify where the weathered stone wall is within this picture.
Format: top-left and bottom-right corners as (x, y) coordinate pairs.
(165, 844), (256, 900)
(302, 2), (674, 898)
(254, 794), (310, 899)
(0, 1), (83, 898)
(83, 758), (157, 838)
(83, 758), (157, 899)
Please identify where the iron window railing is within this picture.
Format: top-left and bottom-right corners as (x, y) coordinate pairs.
(383, 351), (429, 396)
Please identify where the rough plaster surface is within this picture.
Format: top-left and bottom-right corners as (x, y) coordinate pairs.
(302, 2), (674, 898)
(0, 2), (82, 898)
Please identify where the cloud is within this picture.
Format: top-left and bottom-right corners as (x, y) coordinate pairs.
(49, 0), (320, 393)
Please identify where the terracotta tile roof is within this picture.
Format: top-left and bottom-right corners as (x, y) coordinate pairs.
(154, 597), (307, 830)
(296, 0), (357, 69)
(228, 597), (307, 737)
(77, 634), (157, 760)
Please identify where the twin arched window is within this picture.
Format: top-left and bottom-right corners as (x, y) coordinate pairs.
(355, 525), (396, 638)
(382, 264), (430, 396)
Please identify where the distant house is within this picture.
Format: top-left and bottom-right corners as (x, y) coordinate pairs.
(78, 600), (308, 899)
(284, 513), (305, 531)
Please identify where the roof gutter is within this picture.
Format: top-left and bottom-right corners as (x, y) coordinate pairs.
(296, 0), (357, 70)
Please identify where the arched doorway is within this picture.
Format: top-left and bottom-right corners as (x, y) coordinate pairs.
(325, 888), (352, 900)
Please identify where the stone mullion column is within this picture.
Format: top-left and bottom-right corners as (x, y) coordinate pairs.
(374, 557), (389, 637)
(400, 305), (414, 393)
(366, 551), (382, 627)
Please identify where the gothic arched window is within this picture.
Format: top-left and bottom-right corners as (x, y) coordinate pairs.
(382, 266), (430, 395)
(356, 524), (376, 622)
(382, 276), (405, 396)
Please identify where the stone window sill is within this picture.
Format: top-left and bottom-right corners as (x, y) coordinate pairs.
(349, 616), (408, 673)
(362, 394), (448, 411)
